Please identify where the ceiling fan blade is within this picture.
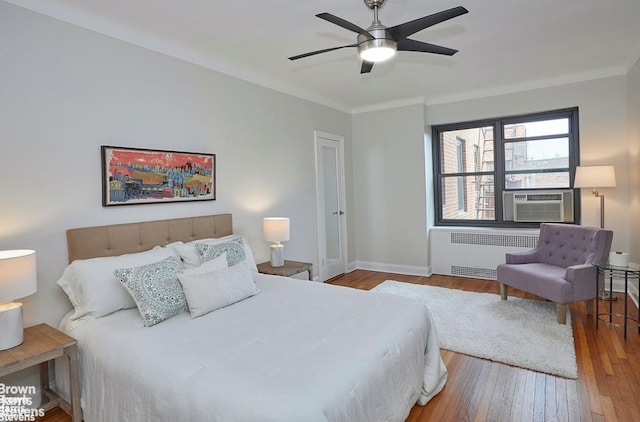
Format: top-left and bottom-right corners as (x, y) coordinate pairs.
(316, 13), (374, 40)
(388, 6), (469, 40)
(360, 61), (374, 74)
(397, 38), (458, 56)
(288, 44), (358, 61)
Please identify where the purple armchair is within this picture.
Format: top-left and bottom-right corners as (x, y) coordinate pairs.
(496, 223), (613, 324)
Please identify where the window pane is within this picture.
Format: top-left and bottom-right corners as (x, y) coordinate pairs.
(441, 175), (494, 220)
(503, 118), (569, 139)
(504, 171), (570, 189)
(504, 138), (569, 171)
(440, 127), (494, 174)
(433, 107), (578, 227)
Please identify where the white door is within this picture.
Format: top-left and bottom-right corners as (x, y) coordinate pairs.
(315, 131), (348, 281)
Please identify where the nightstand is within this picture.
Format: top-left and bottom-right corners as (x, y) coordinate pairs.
(257, 260), (313, 280)
(0, 323), (81, 422)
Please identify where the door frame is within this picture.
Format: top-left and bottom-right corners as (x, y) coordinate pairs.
(314, 131), (348, 281)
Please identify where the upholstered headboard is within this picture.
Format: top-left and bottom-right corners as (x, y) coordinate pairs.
(66, 214), (233, 263)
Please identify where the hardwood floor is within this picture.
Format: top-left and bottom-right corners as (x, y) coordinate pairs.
(39, 270), (640, 422)
(330, 270), (640, 422)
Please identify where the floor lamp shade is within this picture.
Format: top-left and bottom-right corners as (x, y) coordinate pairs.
(573, 165), (616, 229)
(573, 165), (616, 189)
(0, 250), (38, 350)
(263, 218), (290, 267)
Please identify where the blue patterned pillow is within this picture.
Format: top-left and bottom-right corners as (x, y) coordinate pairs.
(114, 256), (187, 327)
(195, 238), (246, 267)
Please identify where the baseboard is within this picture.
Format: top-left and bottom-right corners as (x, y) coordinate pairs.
(354, 260), (429, 277)
(347, 260), (358, 273)
(604, 270), (639, 306)
(621, 275), (639, 308)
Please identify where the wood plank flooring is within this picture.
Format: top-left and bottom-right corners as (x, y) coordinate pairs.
(330, 270), (640, 422)
(38, 270), (640, 422)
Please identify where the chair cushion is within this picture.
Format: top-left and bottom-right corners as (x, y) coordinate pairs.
(497, 262), (573, 303)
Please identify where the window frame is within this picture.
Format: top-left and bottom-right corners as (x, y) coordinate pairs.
(431, 107), (581, 228)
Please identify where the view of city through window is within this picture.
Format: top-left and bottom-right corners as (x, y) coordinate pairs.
(437, 115), (572, 222)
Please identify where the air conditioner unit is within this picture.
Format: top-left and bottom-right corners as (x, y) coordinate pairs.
(503, 190), (574, 222)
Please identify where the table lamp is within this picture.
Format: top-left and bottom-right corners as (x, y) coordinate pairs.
(263, 218), (290, 267)
(0, 250), (38, 350)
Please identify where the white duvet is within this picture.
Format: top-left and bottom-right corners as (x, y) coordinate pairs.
(59, 274), (446, 422)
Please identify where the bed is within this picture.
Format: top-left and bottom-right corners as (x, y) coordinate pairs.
(56, 214), (446, 422)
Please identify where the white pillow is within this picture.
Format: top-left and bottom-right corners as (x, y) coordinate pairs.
(57, 246), (180, 321)
(177, 261), (260, 318)
(115, 256), (187, 327)
(169, 235), (258, 272)
(183, 252), (228, 275)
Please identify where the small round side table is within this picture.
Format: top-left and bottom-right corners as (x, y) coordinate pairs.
(594, 262), (640, 339)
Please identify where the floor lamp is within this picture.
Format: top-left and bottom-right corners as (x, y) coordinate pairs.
(573, 165), (617, 300)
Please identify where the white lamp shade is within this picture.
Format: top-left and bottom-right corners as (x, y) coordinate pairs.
(0, 250), (38, 303)
(359, 46), (396, 62)
(574, 165), (616, 188)
(358, 37), (397, 63)
(263, 218), (290, 242)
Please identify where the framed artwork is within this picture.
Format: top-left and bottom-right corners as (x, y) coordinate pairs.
(101, 146), (215, 206)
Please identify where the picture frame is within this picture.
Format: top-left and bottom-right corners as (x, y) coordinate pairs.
(101, 146), (215, 206)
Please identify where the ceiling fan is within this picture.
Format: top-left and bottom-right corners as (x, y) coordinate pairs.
(289, 0), (468, 74)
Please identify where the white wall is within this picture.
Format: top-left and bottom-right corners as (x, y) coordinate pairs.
(0, 2), (352, 329)
(351, 103), (429, 275)
(628, 58), (640, 264)
(350, 76), (631, 275)
(424, 76), (630, 256)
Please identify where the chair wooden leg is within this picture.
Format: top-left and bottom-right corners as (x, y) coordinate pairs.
(556, 303), (567, 324)
(585, 299), (594, 315)
(499, 283), (508, 300)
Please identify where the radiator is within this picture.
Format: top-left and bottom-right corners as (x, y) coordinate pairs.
(429, 227), (539, 280)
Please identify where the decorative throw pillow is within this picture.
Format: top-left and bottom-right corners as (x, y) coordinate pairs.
(114, 256), (187, 327)
(168, 235), (259, 272)
(177, 260), (260, 318)
(57, 246), (180, 321)
(195, 238), (247, 267)
(182, 252), (228, 276)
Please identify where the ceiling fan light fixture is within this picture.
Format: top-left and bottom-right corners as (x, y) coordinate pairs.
(358, 38), (397, 63)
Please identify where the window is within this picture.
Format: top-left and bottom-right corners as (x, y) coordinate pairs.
(432, 108), (580, 227)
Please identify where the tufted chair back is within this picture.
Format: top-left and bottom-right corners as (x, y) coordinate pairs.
(534, 223), (611, 268)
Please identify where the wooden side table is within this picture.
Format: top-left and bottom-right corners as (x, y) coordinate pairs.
(257, 260), (313, 280)
(0, 323), (81, 422)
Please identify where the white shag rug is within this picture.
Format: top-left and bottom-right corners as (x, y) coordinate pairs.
(371, 280), (578, 379)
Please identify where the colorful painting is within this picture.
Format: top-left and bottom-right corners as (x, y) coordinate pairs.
(101, 146), (215, 206)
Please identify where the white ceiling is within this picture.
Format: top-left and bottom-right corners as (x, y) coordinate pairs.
(6, 0), (640, 113)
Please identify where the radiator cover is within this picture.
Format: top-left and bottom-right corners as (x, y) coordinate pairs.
(430, 227), (539, 280)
